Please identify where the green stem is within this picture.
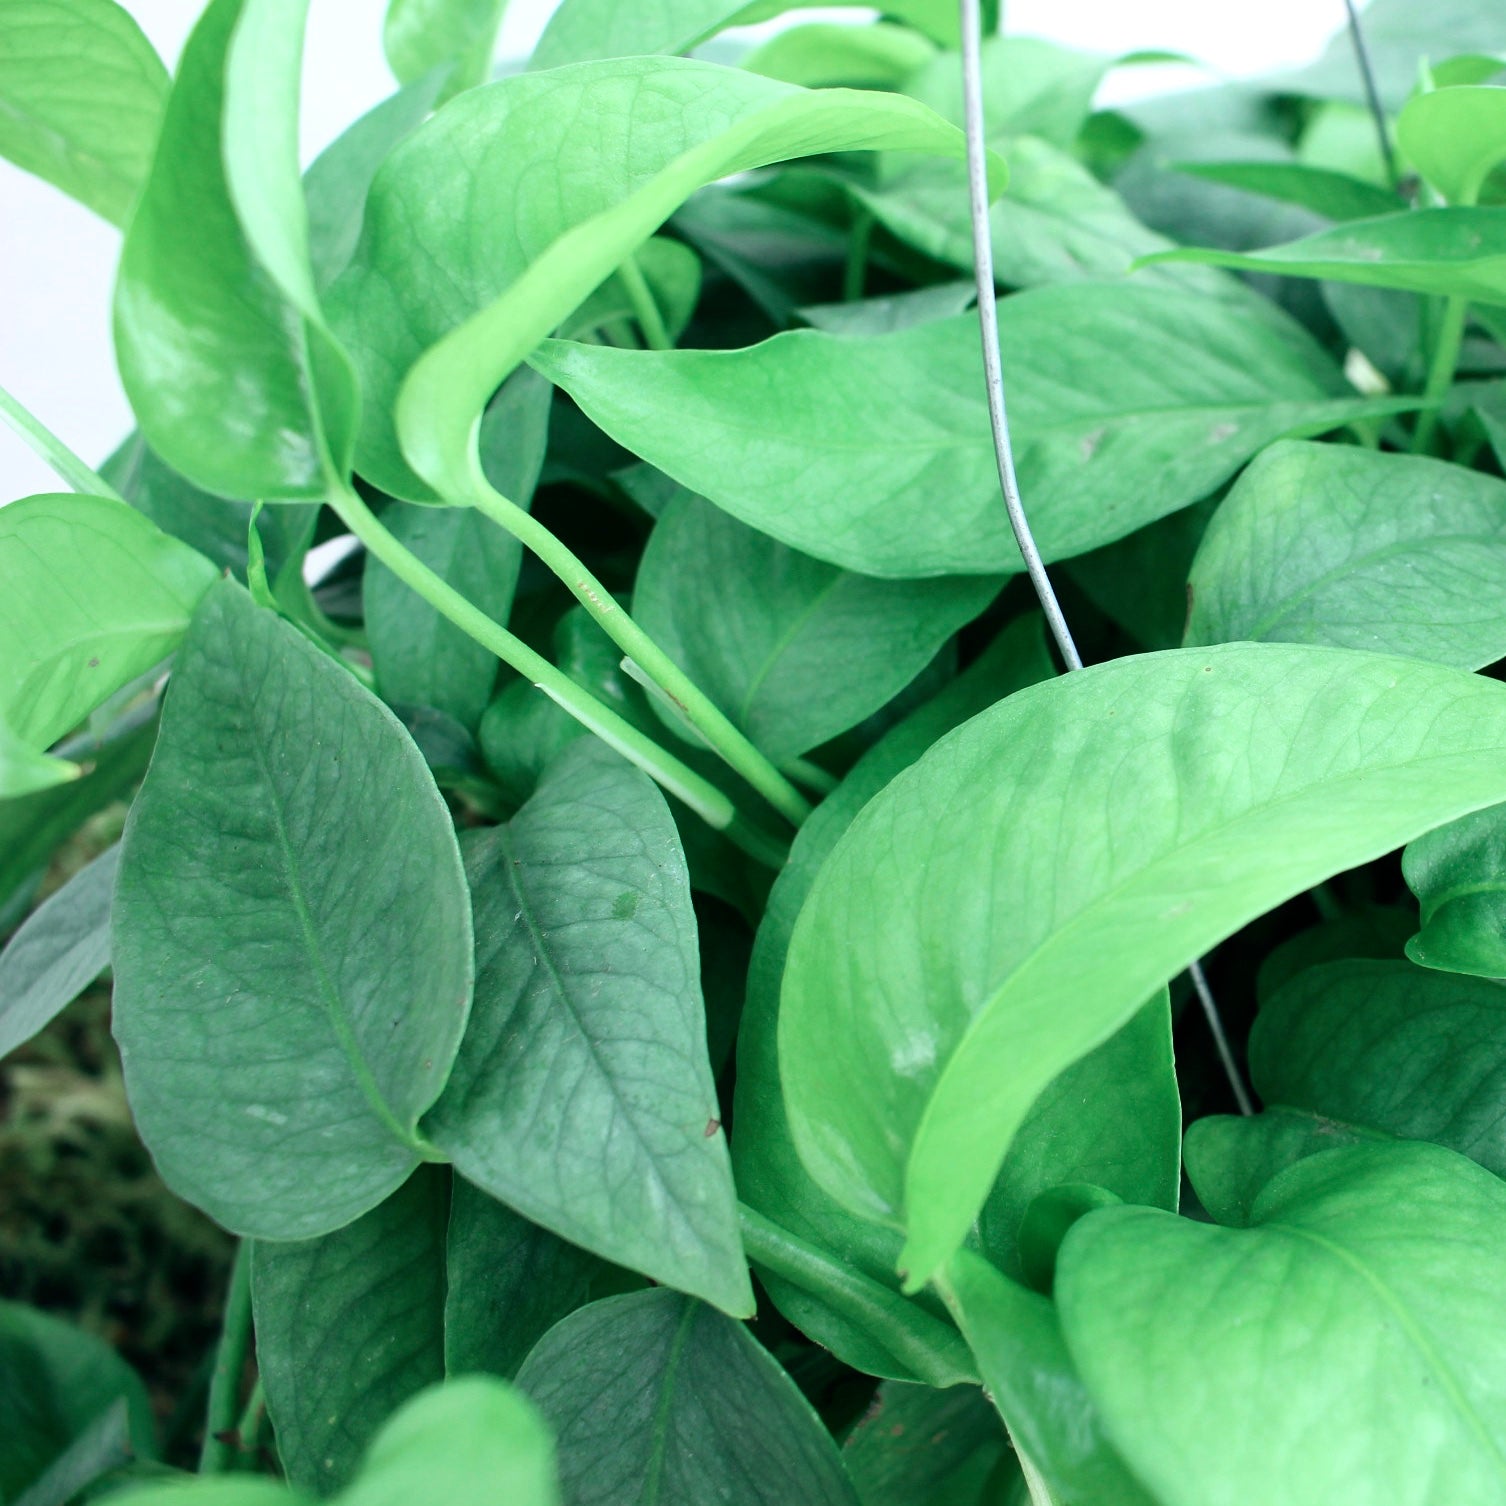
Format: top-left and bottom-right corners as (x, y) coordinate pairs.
(1414, 294), (1468, 454)
(843, 210), (874, 304)
(619, 253), (672, 351)
(465, 482), (813, 827)
(782, 756), (839, 797)
(234, 1378), (267, 1466)
(0, 383), (123, 500)
(327, 484), (787, 866)
(199, 1243), (252, 1473)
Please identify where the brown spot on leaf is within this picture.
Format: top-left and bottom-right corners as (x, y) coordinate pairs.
(704, 1118), (721, 1138)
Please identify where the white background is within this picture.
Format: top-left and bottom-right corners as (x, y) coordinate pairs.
(0, 0), (1350, 500)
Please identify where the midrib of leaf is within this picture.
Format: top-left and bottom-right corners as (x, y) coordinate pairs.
(243, 720), (422, 1153)
(1419, 876), (1506, 911)
(638, 1301), (696, 1506)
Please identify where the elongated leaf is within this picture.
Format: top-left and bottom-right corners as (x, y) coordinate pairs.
(14, 1398), (134, 1506)
(1144, 208), (1506, 305)
(1057, 1143), (1506, 1506)
(634, 490), (997, 763)
(1405, 802), (1506, 977)
(383, 0), (509, 97)
(112, 579), (474, 1239)
(0, 0), (168, 225)
(423, 740), (750, 1317)
(1186, 440), (1506, 666)
(517, 1289), (859, 1506)
(536, 285), (1400, 578)
(781, 643), (1506, 1287)
(1173, 161), (1401, 222)
(252, 1169), (448, 1495)
(330, 59), (978, 502)
(0, 494), (216, 755)
(0, 844), (116, 1061)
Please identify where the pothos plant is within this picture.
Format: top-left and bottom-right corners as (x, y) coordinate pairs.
(4, 0), (1506, 1501)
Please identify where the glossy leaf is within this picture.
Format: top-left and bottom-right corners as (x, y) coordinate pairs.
(1397, 84), (1506, 205)
(0, 494), (216, 755)
(1057, 1143), (1506, 1506)
(536, 285), (1400, 578)
(0, 0), (168, 225)
(781, 643), (1506, 1287)
(383, 0), (509, 98)
(252, 1168), (448, 1495)
(1186, 440), (1506, 666)
(517, 1288), (859, 1506)
(112, 579), (474, 1239)
(1144, 208), (1506, 305)
(423, 739), (751, 1317)
(1173, 160), (1400, 221)
(1405, 802), (1506, 977)
(0, 844), (117, 1061)
(634, 489), (997, 763)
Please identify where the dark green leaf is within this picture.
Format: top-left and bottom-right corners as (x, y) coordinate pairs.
(112, 579), (473, 1238)
(781, 643), (1506, 1287)
(1173, 161), (1401, 221)
(13, 1397), (134, 1506)
(1057, 1143), (1506, 1506)
(0, 0), (168, 225)
(517, 1288), (859, 1506)
(423, 739), (750, 1316)
(1405, 802), (1506, 977)
(252, 1168), (448, 1495)
(534, 286), (1403, 578)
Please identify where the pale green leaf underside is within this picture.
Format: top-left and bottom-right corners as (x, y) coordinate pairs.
(780, 642), (1506, 1287)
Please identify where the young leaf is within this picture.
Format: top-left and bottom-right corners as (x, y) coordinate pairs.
(1057, 1143), (1506, 1506)
(0, 494), (216, 753)
(382, 0), (509, 98)
(422, 740), (751, 1317)
(1186, 440), (1506, 667)
(0, 844), (117, 1061)
(743, 23), (935, 92)
(0, 0), (168, 226)
(534, 286), (1403, 578)
(781, 643), (1506, 1287)
(633, 488), (998, 764)
(1396, 85), (1506, 205)
(112, 579), (474, 1239)
(1405, 803), (1506, 977)
(252, 1168), (448, 1495)
(516, 1288), (859, 1506)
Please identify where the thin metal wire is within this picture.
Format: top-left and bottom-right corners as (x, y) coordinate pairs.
(958, 0), (1255, 1115)
(1343, 0), (1400, 190)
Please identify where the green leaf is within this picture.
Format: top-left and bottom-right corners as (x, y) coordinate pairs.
(115, 0), (356, 500)
(0, 722), (76, 800)
(633, 489), (997, 763)
(1405, 802), (1506, 977)
(942, 1251), (1156, 1505)
(422, 739), (751, 1317)
(252, 1168), (448, 1495)
(1186, 440), (1506, 667)
(841, 1381), (1015, 1506)
(0, 1300), (156, 1502)
(799, 281), (975, 335)
(1172, 160), (1402, 221)
(112, 579), (474, 1239)
(383, 0), (509, 98)
(1057, 1142), (1506, 1506)
(733, 617), (1053, 1382)
(108, 1485), (301, 1506)
(0, 0), (168, 226)
(339, 1377), (559, 1506)
(781, 643), (1506, 1287)
(0, 494), (216, 753)
(559, 238), (703, 345)
(534, 285), (1402, 578)
(0, 844), (116, 1060)
(1143, 207), (1506, 305)
(743, 24), (936, 92)
(1399, 84), (1506, 204)
(445, 1179), (629, 1381)
(516, 1288), (860, 1506)
(13, 1397), (134, 1506)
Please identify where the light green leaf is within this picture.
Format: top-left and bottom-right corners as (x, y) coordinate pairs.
(0, 494), (216, 753)
(781, 643), (1506, 1287)
(1186, 440), (1506, 666)
(0, 0), (168, 225)
(559, 237), (703, 345)
(743, 23), (935, 92)
(422, 739), (751, 1317)
(1057, 1143), (1506, 1506)
(1398, 85), (1506, 205)
(112, 579), (474, 1239)
(1172, 160), (1402, 221)
(252, 1168), (448, 1495)
(100, 1485), (300, 1506)
(0, 844), (116, 1061)
(1142, 207), (1506, 305)
(0, 721), (77, 800)
(383, 0), (509, 98)
(517, 1288), (859, 1506)
(1405, 802), (1506, 977)
(633, 488), (998, 763)
(799, 281), (975, 335)
(534, 285), (1402, 578)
